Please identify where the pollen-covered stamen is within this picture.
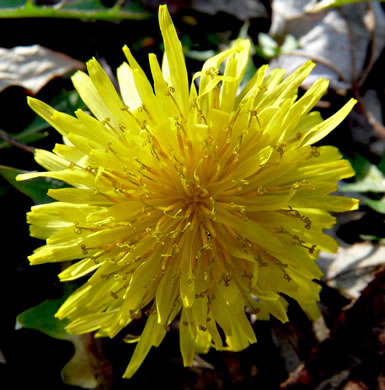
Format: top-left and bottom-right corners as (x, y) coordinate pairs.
(278, 206), (312, 229)
(287, 132), (303, 144)
(240, 178), (314, 199)
(309, 146), (320, 158)
(144, 214), (191, 245)
(166, 86), (185, 118)
(206, 66), (219, 78)
(291, 180), (315, 190)
(263, 252), (289, 270)
(277, 226), (317, 254)
(200, 138), (222, 182)
(275, 142), (288, 157)
(101, 170), (142, 191)
(254, 254), (268, 267)
(192, 99), (208, 125)
(195, 230), (213, 261)
(247, 109), (261, 130)
(89, 248), (115, 265)
(134, 158), (159, 184)
(181, 181), (211, 215)
(174, 117), (189, 159)
(140, 104), (155, 123)
(67, 161), (98, 176)
(74, 220), (135, 235)
(215, 106), (242, 163)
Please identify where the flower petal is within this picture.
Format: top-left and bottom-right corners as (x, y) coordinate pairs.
(159, 5), (189, 116)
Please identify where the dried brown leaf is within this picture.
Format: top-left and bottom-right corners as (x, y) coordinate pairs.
(62, 334), (113, 390)
(0, 45), (84, 94)
(269, 0), (385, 91)
(318, 241), (385, 298)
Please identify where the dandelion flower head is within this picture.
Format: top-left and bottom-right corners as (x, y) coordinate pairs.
(18, 5), (358, 378)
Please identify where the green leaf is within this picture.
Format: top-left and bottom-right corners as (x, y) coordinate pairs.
(255, 33), (299, 60)
(347, 153), (372, 180)
(0, 118), (48, 150)
(17, 285), (114, 388)
(360, 234), (385, 243)
(17, 295), (70, 340)
(50, 89), (84, 114)
(378, 151), (385, 175)
(61, 334), (113, 388)
(185, 49), (217, 61)
(0, 0), (151, 21)
(340, 164), (385, 193)
(257, 33), (279, 59)
(0, 90), (84, 150)
(0, 165), (67, 204)
(280, 34), (299, 54)
(0, 0), (25, 6)
(0, 180), (9, 197)
(309, 0), (385, 13)
(363, 196), (385, 214)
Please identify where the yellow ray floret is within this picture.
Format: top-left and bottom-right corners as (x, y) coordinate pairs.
(18, 4), (358, 378)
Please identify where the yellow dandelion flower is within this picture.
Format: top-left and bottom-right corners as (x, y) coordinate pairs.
(18, 5), (358, 378)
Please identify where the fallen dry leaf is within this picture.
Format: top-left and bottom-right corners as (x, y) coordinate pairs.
(62, 334), (113, 390)
(0, 45), (84, 94)
(269, 0), (385, 91)
(281, 268), (385, 389)
(192, 0), (267, 21)
(348, 89), (385, 157)
(317, 241), (385, 299)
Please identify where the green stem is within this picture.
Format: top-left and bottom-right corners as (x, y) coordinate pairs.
(0, 129), (35, 153)
(0, 1), (151, 21)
